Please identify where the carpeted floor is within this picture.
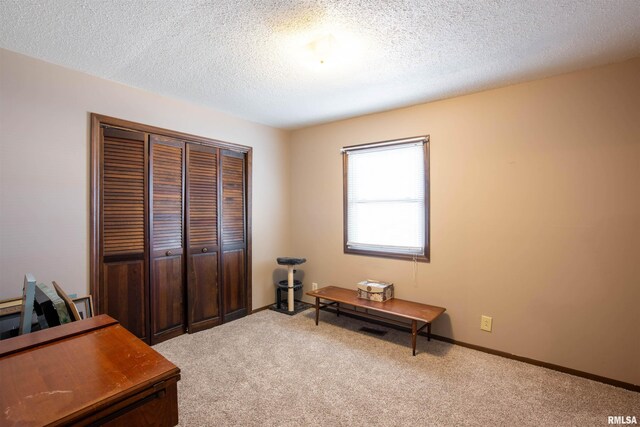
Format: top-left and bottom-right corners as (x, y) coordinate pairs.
(154, 309), (638, 426)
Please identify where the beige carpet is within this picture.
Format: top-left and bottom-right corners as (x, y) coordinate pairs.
(154, 309), (638, 426)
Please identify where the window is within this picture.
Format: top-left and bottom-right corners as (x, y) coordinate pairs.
(342, 136), (429, 262)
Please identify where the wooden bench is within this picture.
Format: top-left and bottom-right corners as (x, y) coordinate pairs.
(307, 286), (446, 356)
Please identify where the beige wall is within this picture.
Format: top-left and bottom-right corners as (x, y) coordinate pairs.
(290, 58), (640, 385)
(0, 48), (290, 309)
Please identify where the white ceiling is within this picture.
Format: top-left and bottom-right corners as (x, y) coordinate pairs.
(1, 1), (640, 129)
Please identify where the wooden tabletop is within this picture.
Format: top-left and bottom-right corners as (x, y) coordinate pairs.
(0, 315), (180, 426)
(307, 286), (446, 323)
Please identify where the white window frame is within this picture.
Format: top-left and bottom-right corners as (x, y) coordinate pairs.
(342, 136), (430, 262)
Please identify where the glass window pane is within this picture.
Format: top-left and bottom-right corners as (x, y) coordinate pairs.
(349, 201), (424, 248)
(345, 139), (428, 258)
(349, 144), (424, 201)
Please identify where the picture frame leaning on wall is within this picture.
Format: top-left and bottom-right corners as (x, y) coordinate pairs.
(72, 296), (94, 320)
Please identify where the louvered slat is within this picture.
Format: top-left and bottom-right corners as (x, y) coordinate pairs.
(152, 143), (183, 251)
(222, 153), (245, 244)
(103, 137), (145, 255)
(188, 148), (218, 247)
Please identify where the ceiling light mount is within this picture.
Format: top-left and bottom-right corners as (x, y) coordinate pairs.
(307, 34), (337, 64)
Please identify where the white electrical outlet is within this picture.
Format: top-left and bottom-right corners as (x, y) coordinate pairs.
(312, 282), (318, 291)
(481, 315), (492, 332)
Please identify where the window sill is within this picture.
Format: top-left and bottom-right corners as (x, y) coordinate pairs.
(344, 247), (430, 263)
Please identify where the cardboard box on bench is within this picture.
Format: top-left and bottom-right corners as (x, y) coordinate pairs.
(356, 280), (394, 302)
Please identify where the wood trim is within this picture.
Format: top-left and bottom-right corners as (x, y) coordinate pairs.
(148, 135), (157, 341)
(216, 148), (224, 323)
(188, 317), (222, 334)
(144, 133), (151, 343)
(103, 253), (145, 263)
(344, 247), (430, 263)
(245, 149), (253, 314)
(103, 127), (145, 142)
(341, 135), (427, 152)
(429, 334), (640, 393)
(93, 113), (251, 153)
(320, 307), (639, 393)
(180, 135), (187, 337)
(90, 114), (101, 311)
(342, 135), (430, 263)
(423, 136), (431, 261)
(250, 304), (270, 314)
(185, 144), (192, 332)
(342, 152), (348, 261)
(223, 308), (247, 322)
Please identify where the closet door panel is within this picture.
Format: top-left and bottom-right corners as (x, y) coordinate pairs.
(188, 252), (219, 329)
(102, 260), (146, 340)
(100, 127), (149, 342)
(221, 153), (245, 245)
(186, 144), (220, 332)
(150, 136), (185, 344)
(221, 150), (247, 321)
(222, 248), (246, 320)
(151, 142), (184, 252)
(151, 255), (184, 335)
(187, 146), (218, 247)
(103, 133), (145, 255)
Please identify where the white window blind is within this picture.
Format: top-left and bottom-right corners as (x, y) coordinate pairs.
(345, 140), (426, 256)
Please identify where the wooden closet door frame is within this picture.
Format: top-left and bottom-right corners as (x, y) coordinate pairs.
(90, 113), (252, 318)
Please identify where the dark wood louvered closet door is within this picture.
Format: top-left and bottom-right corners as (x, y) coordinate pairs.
(186, 144), (221, 332)
(100, 127), (149, 342)
(150, 135), (186, 344)
(92, 114), (252, 345)
(221, 150), (247, 322)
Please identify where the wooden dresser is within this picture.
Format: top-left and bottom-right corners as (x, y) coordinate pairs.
(0, 315), (180, 426)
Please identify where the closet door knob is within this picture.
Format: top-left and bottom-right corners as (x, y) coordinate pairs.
(202, 248), (208, 253)
(166, 250), (172, 256)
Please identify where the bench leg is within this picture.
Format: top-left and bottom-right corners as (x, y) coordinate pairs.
(337, 302), (340, 317)
(412, 320), (417, 356)
(315, 297), (319, 326)
(427, 323), (431, 341)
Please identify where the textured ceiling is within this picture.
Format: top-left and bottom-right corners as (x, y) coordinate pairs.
(1, 1), (640, 129)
